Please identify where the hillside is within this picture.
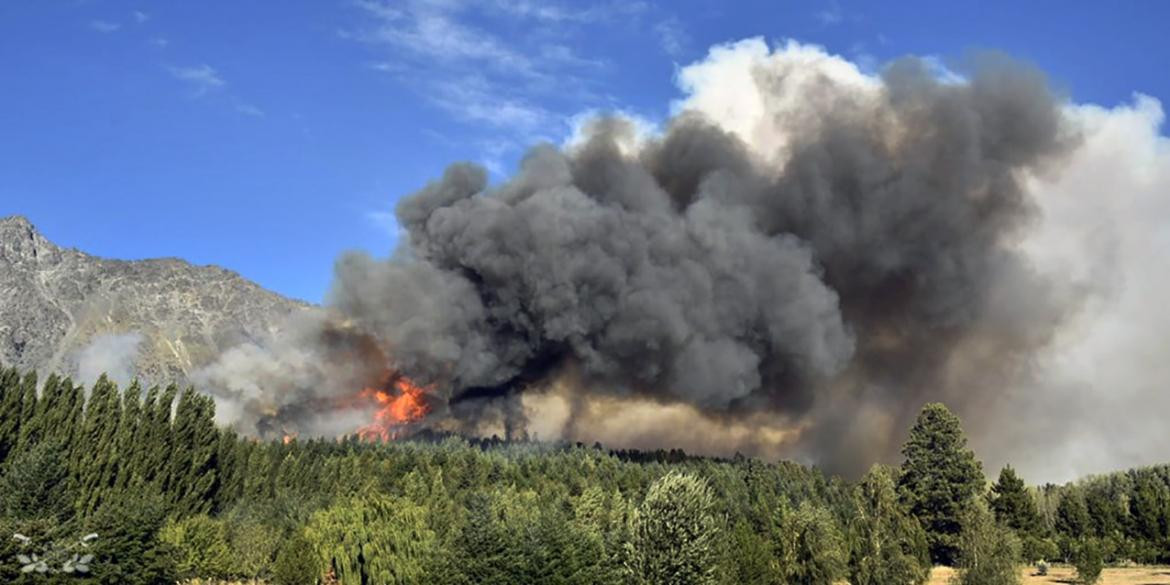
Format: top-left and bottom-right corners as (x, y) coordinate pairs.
(0, 215), (306, 385)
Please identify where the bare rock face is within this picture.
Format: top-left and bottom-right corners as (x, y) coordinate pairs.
(0, 215), (307, 385)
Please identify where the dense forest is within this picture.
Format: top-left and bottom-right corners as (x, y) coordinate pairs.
(0, 368), (1168, 584)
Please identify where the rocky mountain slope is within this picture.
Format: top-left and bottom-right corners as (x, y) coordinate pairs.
(0, 215), (307, 386)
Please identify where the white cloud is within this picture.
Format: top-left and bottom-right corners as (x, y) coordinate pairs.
(132, 11), (149, 24)
(168, 64), (226, 96)
(653, 17), (688, 58)
(149, 36), (169, 48)
(89, 20), (121, 33)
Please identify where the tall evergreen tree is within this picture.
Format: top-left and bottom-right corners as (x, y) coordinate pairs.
(989, 465), (1041, 536)
(166, 388), (220, 515)
(75, 374), (122, 516)
(897, 402), (985, 566)
(629, 472), (722, 585)
(0, 367), (22, 465)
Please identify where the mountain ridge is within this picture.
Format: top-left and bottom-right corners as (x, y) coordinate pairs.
(0, 214), (308, 386)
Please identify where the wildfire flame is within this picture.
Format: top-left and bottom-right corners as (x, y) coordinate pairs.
(355, 374), (432, 441)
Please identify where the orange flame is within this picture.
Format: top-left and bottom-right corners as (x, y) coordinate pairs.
(355, 375), (431, 441)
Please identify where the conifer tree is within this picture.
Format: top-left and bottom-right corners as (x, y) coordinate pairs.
(989, 465), (1042, 536)
(0, 367), (22, 464)
(75, 374), (122, 515)
(629, 472), (722, 585)
(897, 402), (985, 565)
(167, 388), (221, 515)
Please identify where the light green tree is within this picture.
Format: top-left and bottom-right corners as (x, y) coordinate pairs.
(629, 472), (723, 585)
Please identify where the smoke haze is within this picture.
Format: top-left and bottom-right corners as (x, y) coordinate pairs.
(198, 38), (1170, 482)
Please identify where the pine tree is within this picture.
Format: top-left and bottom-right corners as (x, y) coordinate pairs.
(629, 472), (722, 585)
(0, 367), (23, 465)
(166, 388), (220, 515)
(75, 374), (122, 516)
(897, 402), (985, 565)
(989, 465), (1041, 536)
(14, 370), (38, 452)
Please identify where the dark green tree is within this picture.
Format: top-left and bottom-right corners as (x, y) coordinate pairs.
(989, 466), (1040, 536)
(897, 402), (984, 565)
(75, 374), (123, 516)
(0, 368), (23, 465)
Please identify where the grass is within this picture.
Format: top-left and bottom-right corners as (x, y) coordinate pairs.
(928, 565), (1170, 584)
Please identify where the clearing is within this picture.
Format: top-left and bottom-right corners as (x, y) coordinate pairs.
(928, 565), (1170, 584)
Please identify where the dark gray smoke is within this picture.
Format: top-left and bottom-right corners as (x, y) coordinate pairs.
(321, 54), (1075, 472)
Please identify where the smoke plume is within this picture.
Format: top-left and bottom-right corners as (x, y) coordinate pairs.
(198, 39), (1170, 480)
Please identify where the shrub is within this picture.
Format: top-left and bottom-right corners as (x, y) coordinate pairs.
(159, 514), (232, 580)
(1035, 560), (1048, 576)
(1073, 538), (1103, 585)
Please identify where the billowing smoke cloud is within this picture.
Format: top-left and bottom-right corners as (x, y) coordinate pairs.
(76, 332), (143, 388)
(197, 38), (1170, 481)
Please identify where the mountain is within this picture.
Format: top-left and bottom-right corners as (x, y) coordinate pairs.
(0, 215), (308, 385)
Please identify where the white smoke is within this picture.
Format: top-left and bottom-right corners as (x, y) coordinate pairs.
(76, 332), (143, 389)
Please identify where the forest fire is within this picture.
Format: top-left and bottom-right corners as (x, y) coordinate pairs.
(355, 374), (432, 441)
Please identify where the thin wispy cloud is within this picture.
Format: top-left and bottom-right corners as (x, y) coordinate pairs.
(654, 17), (689, 58)
(815, 1), (844, 25)
(149, 37), (169, 48)
(89, 20), (121, 33)
(132, 11), (149, 24)
(168, 64), (225, 96)
(349, 0), (647, 157)
(234, 102), (265, 117)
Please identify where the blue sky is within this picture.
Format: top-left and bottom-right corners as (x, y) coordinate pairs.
(2, 1), (1166, 303)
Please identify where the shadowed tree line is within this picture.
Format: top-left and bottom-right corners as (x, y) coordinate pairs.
(0, 368), (1166, 584)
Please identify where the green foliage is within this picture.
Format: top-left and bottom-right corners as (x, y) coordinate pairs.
(2, 370), (1170, 582)
(306, 493), (435, 585)
(159, 514), (233, 579)
(850, 465), (930, 585)
(1056, 491), (1091, 540)
(273, 533), (318, 585)
(990, 465), (1041, 536)
(629, 472), (722, 585)
(772, 500), (846, 584)
(951, 504), (1021, 585)
(83, 491), (177, 585)
(1073, 538), (1104, 584)
(898, 403), (985, 566)
(1020, 535), (1059, 564)
(0, 441), (74, 523)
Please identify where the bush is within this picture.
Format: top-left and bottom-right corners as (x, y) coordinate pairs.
(273, 533), (319, 585)
(1035, 560), (1048, 576)
(159, 514), (232, 580)
(1021, 535), (1059, 564)
(1073, 538), (1103, 585)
